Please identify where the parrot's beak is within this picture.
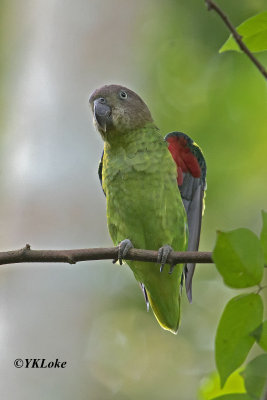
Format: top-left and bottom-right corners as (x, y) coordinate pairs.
(93, 98), (112, 133)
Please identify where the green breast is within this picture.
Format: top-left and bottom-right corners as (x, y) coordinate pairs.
(102, 125), (187, 252)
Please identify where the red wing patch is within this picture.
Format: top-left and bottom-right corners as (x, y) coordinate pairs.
(166, 136), (201, 186)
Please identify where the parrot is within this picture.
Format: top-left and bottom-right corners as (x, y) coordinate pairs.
(89, 84), (206, 334)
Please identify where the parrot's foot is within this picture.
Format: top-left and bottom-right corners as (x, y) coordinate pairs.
(113, 239), (134, 265)
(157, 245), (176, 273)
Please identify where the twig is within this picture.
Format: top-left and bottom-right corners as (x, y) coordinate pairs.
(205, 0), (267, 79)
(0, 244), (213, 266)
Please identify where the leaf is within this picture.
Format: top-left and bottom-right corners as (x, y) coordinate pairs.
(220, 11), (267, 53)
(215, 293), (263, 387)
(198, 369), (246, 400)
(213, 229), (264, 288)
(211, 395), (252, 400)
(251, 320), (267, 352)
(241, 354), (267, 399)
(260, 210), (267, 265)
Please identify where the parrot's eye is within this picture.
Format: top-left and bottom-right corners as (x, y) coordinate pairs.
(119, 90), (127, 99)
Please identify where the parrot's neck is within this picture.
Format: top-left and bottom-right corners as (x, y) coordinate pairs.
(104, 122), (160, 152)
(102, 123), (170, 192)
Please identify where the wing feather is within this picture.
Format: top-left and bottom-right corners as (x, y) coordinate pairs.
(165, 132), (206, 302)
(98, 151), (105, 196)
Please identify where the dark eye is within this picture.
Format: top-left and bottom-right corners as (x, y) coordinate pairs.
(119, 90), (127, 99)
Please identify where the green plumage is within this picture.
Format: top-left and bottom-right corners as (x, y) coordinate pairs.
(102, 123), (187, 333)
(89, 84), (194, 334)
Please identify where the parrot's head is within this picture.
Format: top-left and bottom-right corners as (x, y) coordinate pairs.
(89, 84), (154, 142)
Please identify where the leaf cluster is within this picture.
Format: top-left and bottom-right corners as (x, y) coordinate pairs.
(200, 8), (267, 399)
(220, 12), (267, 54)
(205, 212), (267, 399)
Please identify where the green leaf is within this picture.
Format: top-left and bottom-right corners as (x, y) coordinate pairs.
(251, 320), (267, 352)
(213, 229), (264, 288)
(241, 354), (267, 399)
(198, 369), (246, 400)
(212, 395), (252, 400)
(260, 210), (267, 265)
(215, 293), (263, 387)
(220, 11), (267, 53)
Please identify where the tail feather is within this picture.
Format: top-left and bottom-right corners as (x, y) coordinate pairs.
(145, 285), (181, 334)
(130, 261), (183, 334)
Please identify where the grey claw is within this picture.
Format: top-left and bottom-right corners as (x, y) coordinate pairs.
(157, 245), (173, 272)
(117, 239), (134, 265)
(168, 263), (176, 274)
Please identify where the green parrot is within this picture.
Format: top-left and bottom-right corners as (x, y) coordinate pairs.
(89, 84), (206, 334)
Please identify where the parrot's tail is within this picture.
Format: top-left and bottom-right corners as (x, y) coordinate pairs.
(131, 261), (182, 334)
(145, 285), (181, 334)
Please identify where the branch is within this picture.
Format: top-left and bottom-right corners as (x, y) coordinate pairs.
(0, 244), (213, 266)
(205, 0), (267, 79)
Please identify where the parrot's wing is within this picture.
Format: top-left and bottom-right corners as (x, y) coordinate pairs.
(165, 132), (207, 303)
(98, 151), (106, 196)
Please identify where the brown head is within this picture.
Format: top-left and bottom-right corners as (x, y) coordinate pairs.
(89, 84), (154, 142)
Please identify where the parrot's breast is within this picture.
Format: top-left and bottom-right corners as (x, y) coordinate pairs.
(102, 131), (187, 253)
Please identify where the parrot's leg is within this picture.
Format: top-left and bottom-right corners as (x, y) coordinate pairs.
(113, 239), (134, 265)
(157, 245), (176, 273)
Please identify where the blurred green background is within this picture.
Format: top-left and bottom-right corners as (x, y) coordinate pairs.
(0, 0), (266, 399)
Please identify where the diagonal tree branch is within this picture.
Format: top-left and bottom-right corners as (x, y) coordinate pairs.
(205, 0), (267, 79)
(0, 244), (213, 266)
